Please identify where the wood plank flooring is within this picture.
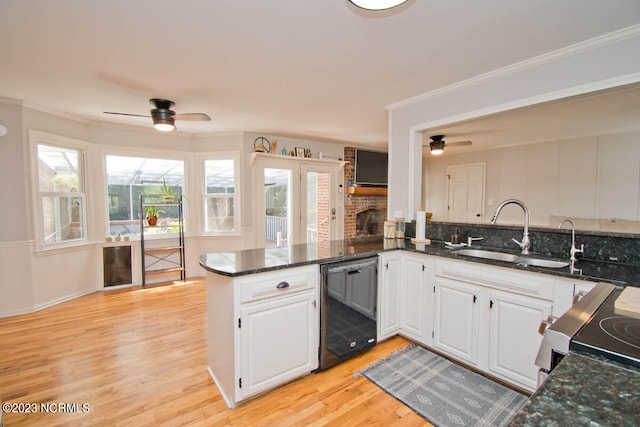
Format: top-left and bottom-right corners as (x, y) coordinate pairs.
(0, 279), (430, 426)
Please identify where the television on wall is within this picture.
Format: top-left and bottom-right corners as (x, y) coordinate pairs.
(354, 149), (388, 187)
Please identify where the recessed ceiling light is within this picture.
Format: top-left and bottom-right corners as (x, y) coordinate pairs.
(0, 124), (7, 137)
(349, 0), (409, 10)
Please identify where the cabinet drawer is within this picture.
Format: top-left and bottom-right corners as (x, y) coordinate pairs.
(436, 259), (554, 300)
(237, 265), (318, 303)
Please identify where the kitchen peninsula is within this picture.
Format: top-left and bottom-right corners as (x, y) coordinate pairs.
(200, 229), (640, 415)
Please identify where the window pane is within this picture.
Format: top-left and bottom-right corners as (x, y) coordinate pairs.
(42, 196), (84, 244)
(206, 196), (235, 231)
(105, 155), (184, 236)
(204, 158), (238, 233)
(38, 144), (81, 192)
(205, 159), (235, 194)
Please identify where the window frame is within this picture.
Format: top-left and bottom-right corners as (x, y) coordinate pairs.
(201, 151), (242, 236)
(103, 150), (188, 239)
(30, 130), (89, 251)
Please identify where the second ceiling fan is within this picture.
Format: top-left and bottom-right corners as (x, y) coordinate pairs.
(104, 98), (211, 132)
(426, 134), (472, 155)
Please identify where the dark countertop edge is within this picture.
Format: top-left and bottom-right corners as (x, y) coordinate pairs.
(198, 239), (634, 286)
(198, 250), (382, 277)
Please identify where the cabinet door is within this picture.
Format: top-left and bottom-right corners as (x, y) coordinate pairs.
(487, 290), (552, 391)
(400, 255), (428, 342)
(238, 291), (318, 400)
(433, 278), (481, 366)
(378, 253), (401, 340)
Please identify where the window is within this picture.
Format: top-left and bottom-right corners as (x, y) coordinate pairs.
(203, 153), (240, 234)
(33, 135), (87, 247)
(105, 155), (184, 236)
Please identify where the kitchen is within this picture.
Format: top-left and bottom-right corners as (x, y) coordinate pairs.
(1, 1), (640, 425)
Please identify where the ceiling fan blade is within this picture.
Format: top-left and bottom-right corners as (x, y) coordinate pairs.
(173, 113), (211, 121)
(446, 140), (473, 147)
(104, 111), (150, 118)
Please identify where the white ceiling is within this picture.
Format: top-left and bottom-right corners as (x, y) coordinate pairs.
(1, 0), (639, 146)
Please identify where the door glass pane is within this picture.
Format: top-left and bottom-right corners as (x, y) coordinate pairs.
(306, 171), (331, 244)
(264, 168), (291, 247)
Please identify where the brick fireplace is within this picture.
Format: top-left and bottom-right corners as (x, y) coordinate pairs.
(344, 147), (388, 238)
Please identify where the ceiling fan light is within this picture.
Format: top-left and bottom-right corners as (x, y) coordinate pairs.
(349, 0), (408, 10)
(154, 123), (175, 132)
(430, 140), (444, 155)
(151, 108), (176, 132)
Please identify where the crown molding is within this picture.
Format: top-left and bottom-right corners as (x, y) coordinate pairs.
(387, 24), (640, 111)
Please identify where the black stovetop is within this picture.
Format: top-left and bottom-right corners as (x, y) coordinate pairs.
(571, 289), (640, 368)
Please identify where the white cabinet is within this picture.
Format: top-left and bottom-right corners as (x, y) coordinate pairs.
(205, 264), (319, 408)
(400, 254), (433, 344)
(433, 277), (481, 365)
(434, 259), (558, 392)
(378, 252), (401, 340)
(238, 291), (317, 400)
(487, 290), (552, 390)
(378, 252), (434, 344)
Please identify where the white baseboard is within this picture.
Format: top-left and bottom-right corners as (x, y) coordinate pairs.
(32, 289), (96, 313)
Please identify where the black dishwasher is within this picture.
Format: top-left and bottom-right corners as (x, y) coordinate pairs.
(318, 256), (378, 370)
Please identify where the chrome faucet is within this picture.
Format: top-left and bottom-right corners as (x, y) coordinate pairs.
(490, 199), (531, 254)
(558, 219), (584, 262)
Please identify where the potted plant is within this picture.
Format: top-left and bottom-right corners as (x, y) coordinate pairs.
(162, 179), (176, 203)
(144, 205), (165, 226)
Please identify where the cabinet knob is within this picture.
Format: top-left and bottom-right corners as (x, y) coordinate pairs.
(276, 281), (290, 289)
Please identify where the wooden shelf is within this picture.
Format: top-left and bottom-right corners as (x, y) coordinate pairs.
(250, 152), (346, 167)
(144, 246), (183, 254)
(346, 186), (388, 196)
(146, 267), (185, 276)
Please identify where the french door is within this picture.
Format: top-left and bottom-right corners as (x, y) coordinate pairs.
(255, 158), (340, 247)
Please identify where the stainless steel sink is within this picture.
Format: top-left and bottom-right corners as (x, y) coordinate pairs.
(453, 248), (570, 269)
(453, 249), (520, 263)
(518, 257), (570, 268)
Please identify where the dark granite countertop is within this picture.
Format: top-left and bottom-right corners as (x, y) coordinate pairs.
(509, 352), (640, 426)
(198, 237), (640, 286)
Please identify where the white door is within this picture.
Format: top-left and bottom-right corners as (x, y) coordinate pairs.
(256, 158), (339, 247)
(487, 290), (552, 390)
(238, 291), (318, 400)
(378, 252), (402, 340)
(434, 277), (481, 366)
(400, 255), (428, 342)
(447, 163), (485, 223)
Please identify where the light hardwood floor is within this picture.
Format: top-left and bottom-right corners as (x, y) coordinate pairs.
(0, 279), (430, 426)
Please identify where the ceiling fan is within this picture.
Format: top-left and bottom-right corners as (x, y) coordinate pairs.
(425, 134), (472, 155)
(104, 98), (211, 132)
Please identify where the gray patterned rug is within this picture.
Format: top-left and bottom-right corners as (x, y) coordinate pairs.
(355, 344), (527, 426)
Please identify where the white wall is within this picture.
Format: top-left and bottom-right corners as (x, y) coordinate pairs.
(423, 130), (640, 227)
(0, 101), (29, 242)
(387, 26), (640, 221)
(0, 104), (351, 317)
